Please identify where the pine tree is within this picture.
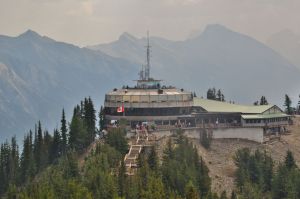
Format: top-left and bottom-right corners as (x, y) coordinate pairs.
(285, 150), (296, 170)
(69, 111), (87, 152)
(34, 121), (44, 172)
(84, 97), (96, 145)
(185, 182), (200, 199)
(284, 94), (292, 114)
(20, 131), (36, 183)
(50, 129), (61, 163)
(148, 146), (159, 171)
(60, 109), (68, 153)
(217, 89), (222, 101)
(118, 160), (126, 197)
(99, 106), (105, 132)
(260, 96), (268, 105)
(9, 136), (19, 185)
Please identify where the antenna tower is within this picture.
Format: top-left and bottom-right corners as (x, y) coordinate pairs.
(145, 31), (151, 80)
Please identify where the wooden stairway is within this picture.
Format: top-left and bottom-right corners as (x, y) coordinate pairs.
(124, 128), (151, 175)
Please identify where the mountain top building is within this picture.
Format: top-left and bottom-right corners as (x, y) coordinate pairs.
(103, 34), (291, 142)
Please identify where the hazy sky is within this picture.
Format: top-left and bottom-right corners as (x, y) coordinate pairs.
(0, 0), (299, 46)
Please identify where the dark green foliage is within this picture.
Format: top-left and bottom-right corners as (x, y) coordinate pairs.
(60, 109), (68, 153)
(49, 129), (61, 163)
(148, 146), (159, 171)
(200, 128), (212, 149)
(20, 131), (36, 183)
(260, 96), (268, 105)
(1, 97), (216, 198)
(118, 160), (126, 197)
(207, 87), (225, 101)
(284, 94), (293, 114)
(83, 97), (96, 145)
(105, 128), (128, 155)
(234, 148), (273, 192)
(161, 135), (211, 198)
(82, 144), (121, 199)
(0, 137), (20, 196)
(234, 148), (300, 199)
(33, 121), (44, 171)
(68, 98), (97, 152)
(285, 150), (296, 170)
(99, 105), (105, 132)
(69, 109), (87, 152)
(185, 181), (200, 199)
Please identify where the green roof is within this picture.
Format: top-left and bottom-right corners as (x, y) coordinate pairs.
(241, 113), (289, 119)
(193, 97), (274, 114)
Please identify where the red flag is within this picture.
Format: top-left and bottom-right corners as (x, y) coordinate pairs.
(117, 105), (124, 113)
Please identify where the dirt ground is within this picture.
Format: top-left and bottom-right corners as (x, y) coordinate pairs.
(156, 117), (300, 195)
(192, 116), (300, 195)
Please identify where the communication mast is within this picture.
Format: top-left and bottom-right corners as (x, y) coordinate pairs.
(145, 31), (151, 80)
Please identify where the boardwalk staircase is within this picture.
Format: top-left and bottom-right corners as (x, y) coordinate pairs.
(124, 128), (154, 175)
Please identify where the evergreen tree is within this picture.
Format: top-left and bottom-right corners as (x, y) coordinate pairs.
(285, 150), (296, 170)
(60, 109), (68, 153)
(217, 89), (222, 101)
(83, 97), (96, 145)
(260, 96), (268, 105)
(69, 111), (87, 152)
(185, 182), (199, 199)
(200, 129), (211, 149)
(272, 164), (289, 199)
(105, 128), (128, 155)
(33, 121), (44, 172)
(50, 129), (61, 163)
(141, 176), (166, 199)
(118, 160), (126, 197)
(284, 94), (292, 114)
(99, 105), (105, 132)
(148, 146), (159, 171)
(207, 88), (216, 100)
(9, 136), (19, 186)
(20, 131), (36, 183)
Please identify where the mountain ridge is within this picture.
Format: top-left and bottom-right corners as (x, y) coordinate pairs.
(88, 24), (300, 105)
(0, 30), (139, 142)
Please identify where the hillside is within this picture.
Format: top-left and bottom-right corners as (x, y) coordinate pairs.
(89, 24), (300, 106)
(188, 117), (300, 195)
(0, 30), (138, 142)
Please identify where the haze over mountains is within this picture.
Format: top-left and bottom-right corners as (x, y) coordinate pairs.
(0, 30), (138, 142)
(267, 29), (300, 70)
(90, 24), (300, 105)
(0, 24), (299, 142)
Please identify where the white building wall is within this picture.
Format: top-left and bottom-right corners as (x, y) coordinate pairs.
(213, 128), (264, 143)
(182, 127), (264, 143)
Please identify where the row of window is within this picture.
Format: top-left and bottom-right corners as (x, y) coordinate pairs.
(104, 107), (190, 116)
(105, 94), (192, 103)
(245, 117), (288, 124)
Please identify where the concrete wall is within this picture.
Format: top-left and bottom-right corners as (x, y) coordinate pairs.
(213, 128), (264, 143)
(182, 127), (264, 143)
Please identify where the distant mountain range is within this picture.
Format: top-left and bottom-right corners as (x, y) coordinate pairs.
(267, 29), (300, 70)
(89, 24), (300, 105)
(0, 30), (138, 142)
(0, 24), (300, 143)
